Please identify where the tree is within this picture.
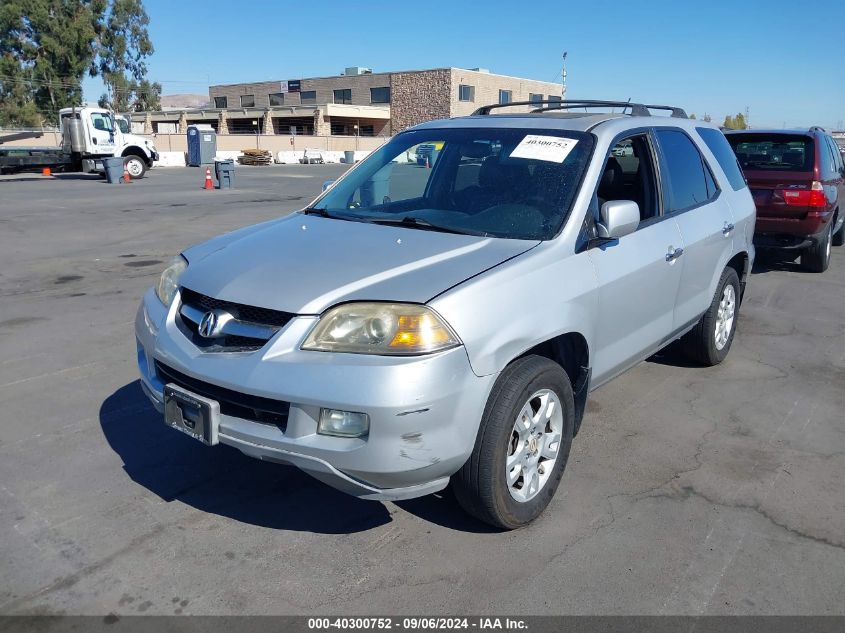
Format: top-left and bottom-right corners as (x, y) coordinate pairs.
(0, 0), (105, 125)
(689, 113), (697, 119)
(0, 0), (156, 127)
(703, 113), (712, 123)
(722, 112), (748, 130)
(93, 0), (154, 111)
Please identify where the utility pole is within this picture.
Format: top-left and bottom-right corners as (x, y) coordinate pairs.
(745, 105), (750, 128)
(562, 52), (568, 99)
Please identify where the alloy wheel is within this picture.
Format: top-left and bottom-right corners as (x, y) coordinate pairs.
(506, 389), (563, 503)
(714, 284), (736, 351)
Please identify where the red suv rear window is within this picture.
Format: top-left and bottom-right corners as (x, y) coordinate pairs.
(727, 134), (814, 172)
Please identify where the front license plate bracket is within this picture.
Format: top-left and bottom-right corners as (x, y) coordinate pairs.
(163, 384), (220, 445)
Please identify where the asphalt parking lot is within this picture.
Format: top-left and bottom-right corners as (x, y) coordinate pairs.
(1, 165), (843, 616)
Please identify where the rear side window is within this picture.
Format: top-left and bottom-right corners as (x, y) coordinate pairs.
(655, 129), (713, 212)
(727, 133), (814, 172)
(696, 127), (747, 191)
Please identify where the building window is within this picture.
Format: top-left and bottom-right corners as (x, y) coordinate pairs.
(498, 90), (512, 105)
(548, 95), (562, 103)
(458, 84), (475, 102)
(333, 89), (352, 105)
(240, 94), (255, 108)
(300, 90), (317, 105)
(370, 86), (390, 104)
(269, 93), (284, 106)
(213, 96), (227, 108)
(529, 93), (543, 103)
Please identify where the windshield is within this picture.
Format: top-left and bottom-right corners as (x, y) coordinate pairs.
(312, 127), (594, 240)
(727, 133), (814, 172)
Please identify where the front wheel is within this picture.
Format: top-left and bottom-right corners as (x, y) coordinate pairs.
(452, 355), (574, 529)
(681, 267), (740, 366)
(123, 154), (147, 179)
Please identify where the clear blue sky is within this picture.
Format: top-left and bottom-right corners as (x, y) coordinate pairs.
(83, 0), (845, 130)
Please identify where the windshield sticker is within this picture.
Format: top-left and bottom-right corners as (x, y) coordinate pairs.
(510, 135), (579, 163)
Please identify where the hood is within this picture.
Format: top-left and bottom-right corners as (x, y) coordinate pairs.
(179, 215), (538, 314)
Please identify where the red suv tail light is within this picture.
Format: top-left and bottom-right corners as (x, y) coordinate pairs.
(780, 181), (826, 208)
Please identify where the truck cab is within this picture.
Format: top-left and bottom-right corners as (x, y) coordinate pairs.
(59, 107), (158, 178)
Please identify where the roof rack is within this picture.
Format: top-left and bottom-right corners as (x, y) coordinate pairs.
(472, 99), (688, 119)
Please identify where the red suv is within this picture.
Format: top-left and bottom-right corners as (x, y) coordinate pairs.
(726, 128), (845, 272)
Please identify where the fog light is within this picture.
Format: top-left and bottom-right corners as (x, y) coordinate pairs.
(318, 408), (370, 438)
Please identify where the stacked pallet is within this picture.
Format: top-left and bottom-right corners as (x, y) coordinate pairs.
(238, 149), (273, 166)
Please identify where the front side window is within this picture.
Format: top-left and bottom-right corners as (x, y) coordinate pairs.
(333, 89), (352, 104)
(300, 90), (317, 104)
(655, 129), (714, 212)
(601, 135), (659, 221)
(458, 84), (475, 102)
(90, 112), (113, 132)
(726, 133), (814, 172)
(696, 127), (747, 191)
(370, 87), (390, 104)
(499, 90), (512, 105)
(213, 96), (227, 108)
(269, 92), (284, 106)
(240, 94), (255, 108)
(311, 128), (595, 240)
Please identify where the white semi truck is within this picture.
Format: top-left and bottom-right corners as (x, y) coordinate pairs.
(0, 106), (158, 178)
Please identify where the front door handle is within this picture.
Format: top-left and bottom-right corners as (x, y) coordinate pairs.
(665, 246), (684, 262)
(722, 222), (735, 236)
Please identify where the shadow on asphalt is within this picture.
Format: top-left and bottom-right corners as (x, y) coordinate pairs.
(751, 250), (802, 274)
(100, 381), (497, 534)
(645, 341), (702, 369)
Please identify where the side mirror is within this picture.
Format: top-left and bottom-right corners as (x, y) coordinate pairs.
(322, 180), (335, 192)
(597, 200), (640, 240)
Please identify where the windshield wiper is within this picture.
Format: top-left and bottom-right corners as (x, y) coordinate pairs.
(364, 215), (479, 236)
(301, 207), (331, 217)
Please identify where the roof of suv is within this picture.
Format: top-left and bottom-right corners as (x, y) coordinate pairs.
(724, 128), (826, 137)
(409, 99), (720, 135)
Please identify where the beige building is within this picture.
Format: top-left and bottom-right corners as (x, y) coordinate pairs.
(128, 66), (563, 139)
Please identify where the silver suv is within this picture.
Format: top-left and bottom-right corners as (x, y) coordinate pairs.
(136, 100), (755, 528)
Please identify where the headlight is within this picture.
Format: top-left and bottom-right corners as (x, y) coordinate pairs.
(302, 303), (461, 355)
(155, 256), (188, 306)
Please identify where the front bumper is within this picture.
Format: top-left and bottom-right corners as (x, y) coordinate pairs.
(135, 288), (496, 501)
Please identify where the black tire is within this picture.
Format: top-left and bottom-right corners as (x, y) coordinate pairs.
(832, 215), (844, 247)
(681, 267), (740, 366)
(452, 355), (574, 529)
(801, 222), (831, 272)
(123, 154), (147, 179)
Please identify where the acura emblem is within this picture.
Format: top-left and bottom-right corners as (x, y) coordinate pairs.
(198, 311), (218, 338)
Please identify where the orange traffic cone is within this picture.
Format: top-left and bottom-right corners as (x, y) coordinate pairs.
(123, 167), (131, 183)
(425, 156), (430, 169)
(42, 167), (52, 177)
(204, 167), (213, 190)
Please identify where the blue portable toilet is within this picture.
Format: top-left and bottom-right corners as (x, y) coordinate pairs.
(187, 124), (217, 166)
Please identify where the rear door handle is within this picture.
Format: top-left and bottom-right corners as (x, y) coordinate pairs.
(665, 246), (684, 262)
(722, 222), (735, 236)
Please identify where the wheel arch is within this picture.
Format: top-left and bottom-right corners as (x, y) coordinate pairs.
(515, 332), (590, 436)
(726, 250), (750, 302)
(121, 145), (151, 164)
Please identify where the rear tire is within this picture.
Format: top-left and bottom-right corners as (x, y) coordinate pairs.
(681, 267), (740, 366)
(832, 216), (844, 247)
(452, 355), (574, 529)
(801, 223), (831, 272)
(123, 154), (147, 179)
